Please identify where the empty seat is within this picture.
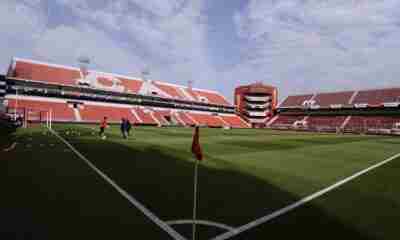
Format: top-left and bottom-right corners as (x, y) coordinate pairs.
(280, 95), (313, 108)
(177, 112), (197, 126)
(135, 108), (157, 125)
(191, 90), (231, 106)
(271, 115), (305, 126)
(306, 116), (346, 128)
(314, 91), (354, 107)
(152, 110), (171, 125)
(220, 115), (249, 128)
(80, 105), (135, 123)
(13, 61), (79, 86)
(346, 116), (400, 130)
(7, 99), (75, 121)
(188, 113), (225, 127)
(353, 88), (400, 105)
(153, 82), (186, 100)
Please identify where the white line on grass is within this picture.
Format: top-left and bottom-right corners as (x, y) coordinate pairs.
(211, 152), (400, 240)
(3, 142), (17, 152)
(49, 128), (187, 240)
(166, 219), (235, 231)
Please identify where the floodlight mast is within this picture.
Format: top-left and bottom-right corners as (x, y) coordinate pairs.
(78, 56), (90, 80)
(14, 87), (18, 121)
(141, 69), (151, 95)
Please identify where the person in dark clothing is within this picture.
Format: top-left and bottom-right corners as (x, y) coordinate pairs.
(15, 116), (23, 128)
(120, 118), (128, 139)
(99, 117), (108, 139)
(126, 119), (132, 137)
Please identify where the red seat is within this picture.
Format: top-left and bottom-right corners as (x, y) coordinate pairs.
(346, 116), (400, 130)
(177, 112), (196, 126)
(271, 115), (305, 126)
(353, 88), (400, 105)
(152, 110), (171, 125)
(153, 82), (186, 100)
(135, 108), (157, 125)
(7, 99), (75, 121)
(80, 105), (135, 123)
(280, 95), (313, 108)
(307, 116), (346, 128)
(314, 91), (354, 107)
(188, 113), (225, 127)
(220, 115), (249, 128)
(191, 89), (231, 106)
(13, 61), (79, 86)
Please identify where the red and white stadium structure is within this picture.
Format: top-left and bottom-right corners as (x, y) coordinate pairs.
(1, 57), (400, 134)
(234, 83), (277, 128)
(0, 58), (249, 128)
(269, 89), (400, 134)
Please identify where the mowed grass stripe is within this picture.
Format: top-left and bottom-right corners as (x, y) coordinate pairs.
(10, 124), (397, 239)
(52, 125), (400, 233)
(227, 152), (400, 240)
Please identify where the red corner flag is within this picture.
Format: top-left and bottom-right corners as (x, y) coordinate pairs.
(191, 126), (203, 161)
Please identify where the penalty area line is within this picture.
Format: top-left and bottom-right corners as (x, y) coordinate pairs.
(211, 152), (400, 240)
(49, 128), (187, 240)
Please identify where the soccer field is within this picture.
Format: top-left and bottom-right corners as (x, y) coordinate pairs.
(1, 125), (400, 240)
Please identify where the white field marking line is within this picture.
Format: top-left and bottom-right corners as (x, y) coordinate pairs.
(49, 128), (187, 240)
(166, 219), (235, 231)
(211, 152), (400, 240)
(3, 142), (17, 152)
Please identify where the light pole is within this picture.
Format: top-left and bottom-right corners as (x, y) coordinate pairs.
(141, 69), (150, 96)
(14, 87), (18, 121)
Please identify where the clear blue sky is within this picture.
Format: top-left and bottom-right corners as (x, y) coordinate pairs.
(2, 0), (400, 102)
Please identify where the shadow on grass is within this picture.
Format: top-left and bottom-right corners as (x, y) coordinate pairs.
(54, 128), (378, 240)
(218, 136), (373, 151)
(0, 129), (172, 240)
(0, 120), (17, 149)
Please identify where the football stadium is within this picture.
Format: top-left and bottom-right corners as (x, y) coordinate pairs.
(1, 57), (400, 240)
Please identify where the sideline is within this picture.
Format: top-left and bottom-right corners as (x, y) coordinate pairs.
(211, 152), (400, 240)
(49, 128), (187, 240)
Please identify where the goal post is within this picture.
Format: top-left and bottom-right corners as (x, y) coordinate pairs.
(44, 109), (53, 129)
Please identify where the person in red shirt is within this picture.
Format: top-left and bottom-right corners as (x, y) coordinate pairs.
(99, 116), (108, 139)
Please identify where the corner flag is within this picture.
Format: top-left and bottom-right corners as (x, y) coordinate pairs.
(191, 126), (202, 240)
(191, 126), (203, 161)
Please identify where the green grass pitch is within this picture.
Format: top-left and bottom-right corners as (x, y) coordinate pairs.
(1, 125), (400, 239)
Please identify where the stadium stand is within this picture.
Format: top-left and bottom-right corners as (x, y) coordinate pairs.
(279, 94), (314, 108)
(275, 87), (400, 134)
(219, 115), (249, 128)
(2, 58), (251, 128)
(8, 58), (232, 106)
(79, 104), (136, 123)
(152, 109), (170, 126)
(6, 98), (75, 122)
(352, 88), (400, 106)
(134, 108), (158, 125)
(271, 115), (305, 126)
(187, 112), (225, 127)
(345, 116), (400, 131)
(177, 112), (197, 126)
(191, 89), (231, 106)
(313, 91), (354, 107)
(306, 116), (347, 130)
(153, 82), (186, 100)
